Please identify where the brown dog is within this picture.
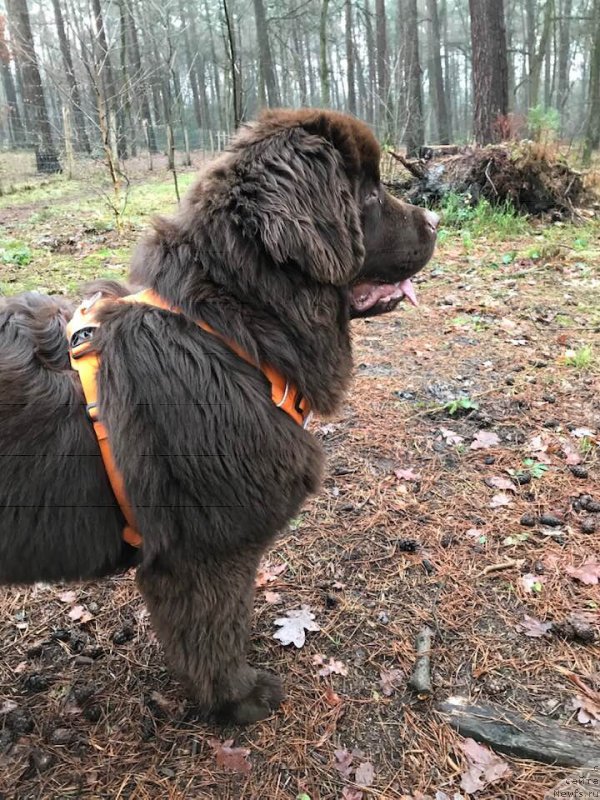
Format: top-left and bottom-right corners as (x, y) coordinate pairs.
(0, 109), (437, 723)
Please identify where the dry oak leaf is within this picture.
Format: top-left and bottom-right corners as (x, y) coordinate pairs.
(273, 606), (320, 648)
(485, 476), (515, 492)
(459, 738), (511, 794)
(341, 789), (363, 800)
(210, 738), (252, 774)
(334, 748), (355, 779)
(490, 493), (513, 509)
(263, 591), (282, 605)
(572, 695), (600, 727)
(354, 760), (375, 788)
(440, 428), (464, 446)
(516, 615), (553, 638)
(68, 605), (94, 623)
(565, 560), (600, 585)
(313, 654), (348, 677)
(470, 431), (500, 450)
(395, 468), (421, 482)
(58, 590), (77, 604)
(379, 668), (404, 697)
(255, 562), (286, 588)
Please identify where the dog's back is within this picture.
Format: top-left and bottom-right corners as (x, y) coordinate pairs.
(0, 290), (130, 584)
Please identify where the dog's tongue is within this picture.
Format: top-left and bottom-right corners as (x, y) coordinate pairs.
(351, 278), (418, 312)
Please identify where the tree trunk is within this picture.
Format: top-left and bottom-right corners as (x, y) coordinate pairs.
(253, 0), (279, 106)
(124, 0), (157, 152)
(529, 0), (554, 108)
(375, 0), (389, 136)
(320, 0), (330, 105)
(557, 0), (573, 113)
(345, 0), (356, 115)
(583, 0), (600, 163)
(5, 0), (61, 171)
(292, 27), (308, 105)
(50, 0), (90, 152)
(427, 0), (450, 143)
(405, 0), (424, 156)
(0, 16), (25, 147)
(222, 0), (241, 127)
(469, 0), (509, 144)
(91, 0), (126, 158)
(178, 0), (203, 130)
(364, 0), (376, 124)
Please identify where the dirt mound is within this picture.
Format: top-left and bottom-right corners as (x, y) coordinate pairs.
(385, 142), (588, 216)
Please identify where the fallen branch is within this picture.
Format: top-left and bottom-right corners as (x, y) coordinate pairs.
(408, 626), (433, 696)
(388, 150), (427, 180)
(438, 696), (600, 767)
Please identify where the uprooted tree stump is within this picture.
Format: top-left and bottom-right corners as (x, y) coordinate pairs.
(384, 142), (588, 216)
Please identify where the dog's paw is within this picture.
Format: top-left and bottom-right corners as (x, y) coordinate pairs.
(217, 671), (284, 725)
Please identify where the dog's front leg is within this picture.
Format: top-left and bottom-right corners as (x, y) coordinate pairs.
(136, 546), (283, 724)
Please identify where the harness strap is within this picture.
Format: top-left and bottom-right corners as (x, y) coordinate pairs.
(67, 290), (311, 548)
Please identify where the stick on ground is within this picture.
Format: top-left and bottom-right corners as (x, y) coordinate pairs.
(408, 625), (434, 696)
(438, 695), (600, 767)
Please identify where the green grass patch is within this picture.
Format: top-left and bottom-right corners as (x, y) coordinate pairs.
(564, 346), (594, 369)
(438, 192), (529, 239)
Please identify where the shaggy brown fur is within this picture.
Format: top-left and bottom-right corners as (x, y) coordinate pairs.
(0, 109), (437, 723)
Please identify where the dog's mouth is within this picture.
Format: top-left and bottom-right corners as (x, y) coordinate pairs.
(349, 278), (418, 317)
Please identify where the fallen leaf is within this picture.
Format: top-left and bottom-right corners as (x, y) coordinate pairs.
(255, 562), (286, 587)
(273, 606), (320, 648)
(341, 789), (363, 800)
(394, 468), (421, 482)
(0, 699), (18, 715)
(355, 760), (375, 787)
(440, 428), (464, 445)
(490, 493), (513, 509)
(571, 428), (595, 439)
(485, 476), (515, 492)
(460, 738), (511, 794)
(68, 605), (94, 623)
(470, 431), (500, 450)
(520, 573), (545, 593)
(324, 687), (342, 707)
(516, 615), (553, 638)
(572, 695), (600, 727)
(566, 560), (600, 586)
(334, 748), (354, 778)
(313, 654), (348, 677)
(58, 590), (77, 604)
(264, 591), (282, 605)
(561, 439), (582, 466)
(210, 738), (252, 774)
(379, 668), (404, 697)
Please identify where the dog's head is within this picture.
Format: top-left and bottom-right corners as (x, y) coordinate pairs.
(221, 109), (437, 317)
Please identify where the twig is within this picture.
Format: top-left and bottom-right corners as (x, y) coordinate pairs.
(408, 625), (434, 696)
(481, 559), (525, 576)
(484, 160), (498, 196)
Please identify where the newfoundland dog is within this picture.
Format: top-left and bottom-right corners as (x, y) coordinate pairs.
(0, 109), (438, 723)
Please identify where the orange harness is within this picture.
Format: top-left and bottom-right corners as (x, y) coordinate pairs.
(66, 289), (311, 548)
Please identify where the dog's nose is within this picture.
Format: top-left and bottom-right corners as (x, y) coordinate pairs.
(424, 209), (440, 233)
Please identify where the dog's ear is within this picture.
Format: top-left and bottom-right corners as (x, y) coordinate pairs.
(230, 127), (365, 285)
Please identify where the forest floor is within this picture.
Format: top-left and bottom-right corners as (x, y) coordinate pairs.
(0, 158), (599, 800)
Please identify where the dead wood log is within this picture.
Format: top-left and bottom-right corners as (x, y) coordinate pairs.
(438, 695), (600, 767)
(408, 626), (433, 696)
